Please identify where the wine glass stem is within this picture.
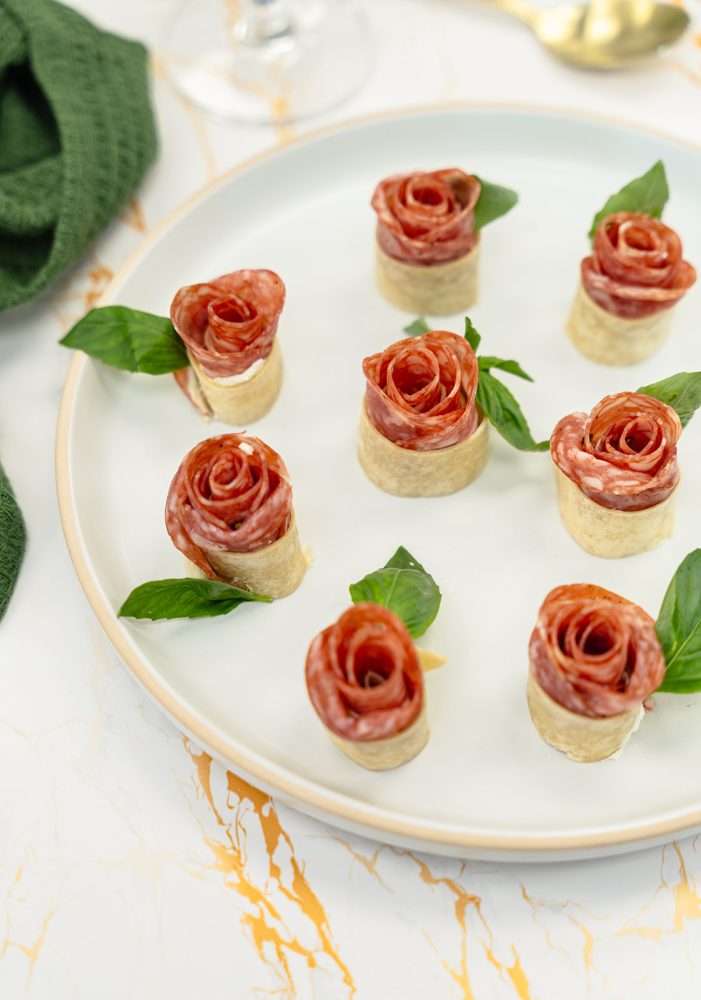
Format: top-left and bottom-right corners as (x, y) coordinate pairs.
(238, 0), (295, 45)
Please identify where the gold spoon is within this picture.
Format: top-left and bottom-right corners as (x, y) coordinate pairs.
(483, 0), (690, 68)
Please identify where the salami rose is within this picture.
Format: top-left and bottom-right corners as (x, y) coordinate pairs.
(529, 584), (665, 719)
(165, 434), (293, 579)
(371, 169), (481, 266)
(581, 213), (696, 320)
(551, 391), (681, 512)
(363, 331), (480, 451)
(171, 269), (285, 378)
(306, 604), (424, 742)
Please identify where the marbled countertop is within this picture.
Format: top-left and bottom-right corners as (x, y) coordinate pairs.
(3, 1), (701, 996)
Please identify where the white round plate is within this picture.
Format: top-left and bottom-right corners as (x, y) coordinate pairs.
(57, 107), (701, 861)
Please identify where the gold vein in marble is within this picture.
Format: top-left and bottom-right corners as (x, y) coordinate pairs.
(119, 198), (148, 233)
(331, 835), (394, 892)
(151, 54), (219, 183)
(54, 259), (115, 332)
(184, 741), (355, 997)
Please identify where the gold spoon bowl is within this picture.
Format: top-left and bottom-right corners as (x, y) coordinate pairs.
(485, 0), (690, 68)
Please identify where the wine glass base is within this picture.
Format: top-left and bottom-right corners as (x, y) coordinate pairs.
(165, 0), (373, 125)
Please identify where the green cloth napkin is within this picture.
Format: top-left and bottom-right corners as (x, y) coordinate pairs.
(0, 0), (158, 311)
(0, 462), (25, 622)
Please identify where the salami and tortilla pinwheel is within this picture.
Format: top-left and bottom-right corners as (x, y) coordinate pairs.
(528, 584), (666, 761)
(305, 603), (428, 769)
(165, 434), (306, 598)
(551, 391), (681, 557)
(358, 330), (489, 496)
(171, 269), (285, 423)
(567, 164), (696, 365)
(371, 168), (482, 315)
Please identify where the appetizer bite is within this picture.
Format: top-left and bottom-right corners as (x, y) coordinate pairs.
(528, 549), (701, 762)
(550, 372), (701, 558)
(171, 269), (285, 423)
(306, 546), (443, 771)
(358, 319), (545, 497)
(306, 604), (429, 770)
(371, 169), (517, 315)
(567, 162), (696, 365)
(165, 433), (306, 598)
(528, 584), (664, 762)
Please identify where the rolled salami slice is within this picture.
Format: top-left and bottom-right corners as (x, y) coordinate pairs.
(550, 391), (681, 557)
(165, 434), (306, 598)
(358, 330), (488, 496)
(305, 603), (428, 770)
(568, 213), (696, 365)
(528, 583), (665, 761)
(371, 169), (481, 314)
(170, 269), (285, 423)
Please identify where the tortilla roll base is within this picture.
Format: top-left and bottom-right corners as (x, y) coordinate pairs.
(187, 338), (282, 424)
(374, 242), (480, 316)
(527, 672), (644, 763)
(566, 282), (672, 366)
(357, 404), (489, 497)
(554, 465), (677, 559)
(328, 703), (430, 771)
(186, 511), (307, 598)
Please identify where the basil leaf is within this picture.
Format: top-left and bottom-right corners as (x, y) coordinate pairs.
(588, 161), (668, 242)
(656, 550), (701, 693)
(118, 578), (271, 621)
(473, 177), (518, 230)
(478, 356), (534, 382)
(464, 316), (481, 352)
(637, 372), (701, 429)
(60, 306), (189, 375)
(477, 369), (548, 452)
(349, 546), (441, 638)
(403, 317), (431, 337)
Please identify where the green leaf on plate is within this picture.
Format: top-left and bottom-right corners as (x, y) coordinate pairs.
(656, 550), (701, 693)
(588, 160), (669, 242)
(60, 305), (189, 375)
(403, 316), (432, 337)
(473, 177), (518, 230)
(118, 578), (271, 621)
(464, 315), (481, 352)
(349, 546), (441, 639)
(477, 369), (548, 452)
(637, 371), (701, 429)
(478, 356), (534, 382)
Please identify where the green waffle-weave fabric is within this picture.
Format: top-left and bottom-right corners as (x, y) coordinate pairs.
(0, 0), (157, 311)
(0, 462), (25, 622)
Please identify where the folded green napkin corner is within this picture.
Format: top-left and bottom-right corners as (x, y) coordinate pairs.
(0, 0), (158, 311)
(0, 462), (26, 622)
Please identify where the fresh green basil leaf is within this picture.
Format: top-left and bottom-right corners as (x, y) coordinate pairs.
(588, 161), (668, 242)
(477, 369), (548, 452)
(656, 550), (701, 693)
(118, 578), (271, 621)
(60, 306), (189, 375)
(637, 372), (701, 429)
(464, 316), (481, 352)
(403, 316), (431, 337)
(478, 356), (534, 382)
(349, 547), (441, 638)
(473, 177), (518, 230)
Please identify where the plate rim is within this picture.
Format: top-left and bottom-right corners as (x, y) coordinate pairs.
(56, 101), (701, 856)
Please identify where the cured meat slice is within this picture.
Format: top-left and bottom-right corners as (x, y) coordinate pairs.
(165, 434), (292, 579)
(306, 604), (424, 743)
(371, 169), (481, 265)
(363, 331), (480, 451)
(171, 269), (285, 379)
(529, 584), (665, 719)
(551, 391), (681, 512)
(581, 213), (696, 320)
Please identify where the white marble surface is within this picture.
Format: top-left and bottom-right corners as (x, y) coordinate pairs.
(3, 0), (701, 996)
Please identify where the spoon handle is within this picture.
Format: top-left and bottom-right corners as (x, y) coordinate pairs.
(476, 0), (537, 27)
